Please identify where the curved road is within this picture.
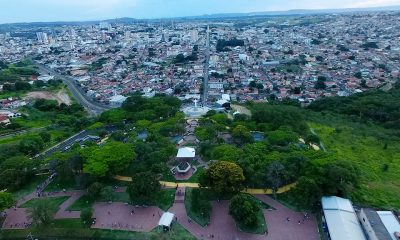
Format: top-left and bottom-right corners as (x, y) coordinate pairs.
(32, 61), (111, 116)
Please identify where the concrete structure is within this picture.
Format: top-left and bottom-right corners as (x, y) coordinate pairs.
(359, 208), (394, 240)
(109, 95), (127, 107)
(377, 211), (400, 240)
(321, 196), (366, 240)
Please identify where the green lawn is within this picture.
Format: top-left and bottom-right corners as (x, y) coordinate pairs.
(44, 178), (78, 192)
(21, 196), (69, 213)
(308, 119), (400, 209)
(68, 189), (175, 211)
(67, 195), (92, 211)
(0, 221), (195, 240)
(184, 188), (210, 226)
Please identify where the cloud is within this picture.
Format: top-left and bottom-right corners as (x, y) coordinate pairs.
(346, 0), (400, 8)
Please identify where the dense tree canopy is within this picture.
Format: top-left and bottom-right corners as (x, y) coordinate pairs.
(199, 161), (245, 195)
(308, 88), (400, 129)
(229, 194), (261, 228)
(127, 171), (161, 204)
(82, 141), (135, 177)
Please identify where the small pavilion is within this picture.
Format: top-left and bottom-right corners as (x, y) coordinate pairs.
(158, 212), (175, 231)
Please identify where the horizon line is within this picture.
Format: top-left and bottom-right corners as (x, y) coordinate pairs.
(1, 4), (400, 25)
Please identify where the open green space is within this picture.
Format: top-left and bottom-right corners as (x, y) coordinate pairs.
(68, 189), (175, 211)
(21, 196), (69, 212)
(184, 188), (210, 226)
(0, 220), (195, 240)
(307, 119), (400, 209)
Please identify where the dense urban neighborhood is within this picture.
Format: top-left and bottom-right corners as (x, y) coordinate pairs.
(0, 6), (400, 240)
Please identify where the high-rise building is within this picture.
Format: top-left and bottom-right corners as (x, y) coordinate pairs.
(36, 32), (48, 44)
(190, 30), (199, 43)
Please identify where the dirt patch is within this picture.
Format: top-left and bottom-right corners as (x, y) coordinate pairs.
(231, 104), (252, 116)
(25, 89), (72, 105)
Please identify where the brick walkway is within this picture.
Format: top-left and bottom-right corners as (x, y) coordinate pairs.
(255, 195), (320, 240)
(167, 191), (319, 240)
(2, 190), (85, 229)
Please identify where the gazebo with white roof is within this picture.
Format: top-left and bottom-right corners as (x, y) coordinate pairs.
(176, 147), (196, 160)
(158, 212), (175, 231)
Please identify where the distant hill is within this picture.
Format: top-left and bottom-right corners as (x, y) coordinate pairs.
(1, 5), (400, 27)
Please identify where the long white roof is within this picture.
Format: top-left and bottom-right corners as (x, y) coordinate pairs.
(176, 147), (195, 158)
(322, 196), (366, 240)
(377, 211), (400, 240)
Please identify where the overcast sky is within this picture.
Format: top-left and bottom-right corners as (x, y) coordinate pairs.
(1, 0), (400, 23)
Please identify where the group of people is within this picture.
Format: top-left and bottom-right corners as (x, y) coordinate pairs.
(35, 173), (57, 197)
(4, 221), (31, 229)
(286, 212), (311, 225)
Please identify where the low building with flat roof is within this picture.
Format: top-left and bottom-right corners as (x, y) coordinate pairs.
(321, 196), (366, 240)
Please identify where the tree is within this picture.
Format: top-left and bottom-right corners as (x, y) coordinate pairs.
(354, 71), (362, 79)
(82, 141), (135, 177)
(212, 145), (243, 162)
(232, 125), (252, 144)
(266, 161), (285, 198)
(0, 156), (34, 190)
(293, 177), (322, 210)
(101, 186), (114, 202)
(19, 137), (44, 155)
(199, 161), (245, 195)
(87, 182), (103, 201)
(229, 194), (260, 227)
(127, 171), (161, 204)
(0, 192), (15, 212)
(27, 199), (56, 226)
(39, 132), (51, 143)
(314, 76), (326, 90)
(80, 207), (93, 227)
(320, 161), (359, 197)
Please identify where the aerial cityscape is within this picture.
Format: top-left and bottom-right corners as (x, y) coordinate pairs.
(0, 1), (400, 240)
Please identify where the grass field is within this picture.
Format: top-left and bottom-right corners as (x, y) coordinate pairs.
(21, 196), (69, 212)
(0, 219), (195, 240)
(308, 118), (400, 209)
(68, 188), (175, 211)
(184, 188), (210, 226)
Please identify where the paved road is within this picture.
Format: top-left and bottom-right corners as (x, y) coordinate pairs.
(37, 124), (118, 159)
(31, 61), (111, 116)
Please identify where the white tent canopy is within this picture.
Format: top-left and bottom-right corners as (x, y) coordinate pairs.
(176, 147), (195, 158)
(158, 212), (175, 228)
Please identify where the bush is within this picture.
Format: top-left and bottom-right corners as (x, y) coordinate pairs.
(80, 207), (93, 227)
(229, 194), (260, 228)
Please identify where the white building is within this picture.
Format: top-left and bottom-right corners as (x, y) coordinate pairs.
(176, 147), (196, 159)
(36, 32), (48, 44)
(109, 95), (127, 107)
(321, 196), (366, 240)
